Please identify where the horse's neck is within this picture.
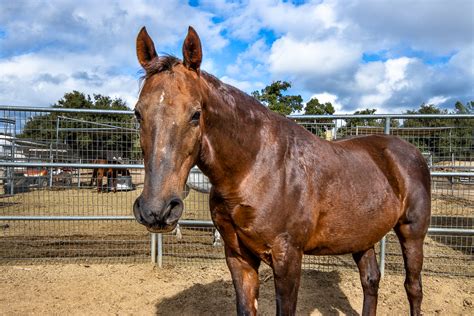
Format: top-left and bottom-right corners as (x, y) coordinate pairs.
(197, 77), (268, 188)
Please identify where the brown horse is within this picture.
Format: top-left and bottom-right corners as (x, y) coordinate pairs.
(132, 26), (431, 316)
(90, 159), (130, 192)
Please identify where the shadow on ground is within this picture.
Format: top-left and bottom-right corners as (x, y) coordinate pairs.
(155, 269), (359, 315)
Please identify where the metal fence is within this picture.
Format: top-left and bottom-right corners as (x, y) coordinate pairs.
(0, 106), (472, 277)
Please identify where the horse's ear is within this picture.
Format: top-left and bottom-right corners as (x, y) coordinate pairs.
(182, 26), (202, 72)
(136, 26), (158, 69)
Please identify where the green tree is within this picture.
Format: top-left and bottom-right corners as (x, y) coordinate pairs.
(404, 103), (448, 128)
(401, 102), (473, 162)
(452, 101), (474, 161)
(252, 81), (303, 115)
(454, 100), (474, 114)
(345, 108), (380, 127)
(20, 91), (137, 162)
(304, 98), (335, 115)
(302, 98), (335, 135)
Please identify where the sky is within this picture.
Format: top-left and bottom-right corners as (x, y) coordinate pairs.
(0, 0), (473, 113)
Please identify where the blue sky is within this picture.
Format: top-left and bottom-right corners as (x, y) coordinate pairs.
(0, 0), (473, 113)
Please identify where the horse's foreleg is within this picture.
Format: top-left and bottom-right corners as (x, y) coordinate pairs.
(112, 173), (117, 193)
(225, 244), (261, 316)
(352, 247), (380, 316)
(271, 240), (303, 316)
(90, 170), (95, 187)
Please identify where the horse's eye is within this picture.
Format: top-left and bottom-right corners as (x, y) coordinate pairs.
(134, 109), (142, 122)
(190, 111), (201, 125)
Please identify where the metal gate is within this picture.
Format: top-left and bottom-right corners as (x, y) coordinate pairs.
(0, 106), (472, 277)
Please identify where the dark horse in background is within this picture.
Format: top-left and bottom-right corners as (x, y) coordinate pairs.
(132, 26), (431, 316)
(90, 159), (130, 192)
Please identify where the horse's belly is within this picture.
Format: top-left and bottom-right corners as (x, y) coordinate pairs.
(304, 195), (401, 255)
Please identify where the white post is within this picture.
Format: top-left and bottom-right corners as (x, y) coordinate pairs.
(150, 233), (163, 267)
(157, 233), (163, 268)
(151, 233), (157, 264)
(379, 117), (391, 277)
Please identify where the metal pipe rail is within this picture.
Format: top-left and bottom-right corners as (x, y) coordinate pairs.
(288, 113), (474, 119)
(0, 216), (471, 236)
(0, 217), (213, 227)
(1, 162), (473, 178)
(0, 105), (132, 115)
(0, 162), (142, 169)
(1, 105), (473, 119)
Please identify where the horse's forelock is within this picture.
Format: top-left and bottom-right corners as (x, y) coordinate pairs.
(140, 55), (181, 80)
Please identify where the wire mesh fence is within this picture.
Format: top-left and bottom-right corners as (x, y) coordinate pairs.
(0, 107), (472, 277)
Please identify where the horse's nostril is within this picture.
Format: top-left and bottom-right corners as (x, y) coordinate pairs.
(164, 198), (184, 224)
(169, 199), (181, 211)
(135, 197), (141, 209)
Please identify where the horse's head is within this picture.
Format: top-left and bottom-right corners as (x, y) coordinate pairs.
(133, 26), (204, 233)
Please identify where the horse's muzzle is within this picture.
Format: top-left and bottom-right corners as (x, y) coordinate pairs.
(133, 195), (184, 232)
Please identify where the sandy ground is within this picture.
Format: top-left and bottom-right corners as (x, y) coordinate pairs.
(0, 263), (472, 315)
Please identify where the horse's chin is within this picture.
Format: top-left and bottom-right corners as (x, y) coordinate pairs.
(146, 224), (177, 233)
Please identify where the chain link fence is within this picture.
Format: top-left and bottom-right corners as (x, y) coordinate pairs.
(0, 106), (472, 277)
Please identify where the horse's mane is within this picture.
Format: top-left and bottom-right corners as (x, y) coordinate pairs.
(140, 55), (181, 81)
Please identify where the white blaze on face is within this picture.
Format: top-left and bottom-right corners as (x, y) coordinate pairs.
(159, 91), (165, 104)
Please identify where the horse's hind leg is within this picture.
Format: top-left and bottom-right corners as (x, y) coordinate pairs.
(394, 225), (427, 316)
(394, 197), (430, 316)
(97, 175), (102, 192)
(352, 247), (380, 316)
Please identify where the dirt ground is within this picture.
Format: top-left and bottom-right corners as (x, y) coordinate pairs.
(0, 262), (472, 315)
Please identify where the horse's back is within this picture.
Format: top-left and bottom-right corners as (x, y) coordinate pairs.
(334, 134), (430, 196)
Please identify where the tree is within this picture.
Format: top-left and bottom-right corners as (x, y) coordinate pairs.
(402, 102), (474, 162)
(452, 101), (474, 161)
(404, 103), (448, 127)
(252, 81), (303, 116)
(302, 98), (335, 134)
(454, 100), (473, 114)
(20, 91), (137, 162)
(345, 108), (380, 127)
(304, 98), (335, 115)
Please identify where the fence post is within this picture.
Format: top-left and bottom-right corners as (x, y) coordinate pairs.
(77, 159), (81, 188)
(379, 116), (391, 277)
(150, 233), (163, 267)
(151, 233), (157, 264)
(157, 233), (163, 268)
(49, 143), (53, 188)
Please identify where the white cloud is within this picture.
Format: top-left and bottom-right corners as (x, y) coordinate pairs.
(350, 57), (422, 112)
(220, 76), (264, 94)
(255, 0), (474, 112)
(0, 0), (230, 108)
(269, 36), (361, 77)
(0, 52), (138, 107)
(222, 0), (345, 41)
(427, 96), (449, 106)
(226, 39), (270, 80)
(358, 57), (413, 107)
(338, 0), (474, 55)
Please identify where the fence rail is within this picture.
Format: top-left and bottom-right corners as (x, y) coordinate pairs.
(0, 106), (472, 277)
